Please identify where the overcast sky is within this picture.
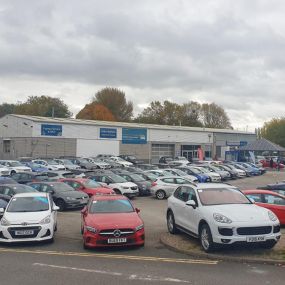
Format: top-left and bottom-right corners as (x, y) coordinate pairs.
(0, 0), (285, 131)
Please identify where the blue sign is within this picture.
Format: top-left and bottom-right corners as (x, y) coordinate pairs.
(100, 128), (117, 139)
(41, 124), (62, 136)
(122, 128), (147, 144)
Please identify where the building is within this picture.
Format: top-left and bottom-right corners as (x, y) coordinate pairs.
(0, 114), (257, 162)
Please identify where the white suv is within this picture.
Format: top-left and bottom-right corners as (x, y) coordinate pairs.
(167, 183), (281, 252)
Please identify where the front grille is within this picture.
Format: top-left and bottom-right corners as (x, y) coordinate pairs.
(8, 226), (41, 239)
(273, 225), (280, 233)
(218, 227), (233, 236)
(99, 228), (134, 237)
(237, 226), (272, 235)
(131, 186), (137, 190)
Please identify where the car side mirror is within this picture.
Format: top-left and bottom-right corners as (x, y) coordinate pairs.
(48, 190), (55, 195)
(135, 208), (140, 213)
(0, 208), (5, 214)
(53, 206), (60, 211)
(186, 200), (197, 209)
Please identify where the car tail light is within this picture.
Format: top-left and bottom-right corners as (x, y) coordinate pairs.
(151, 182), (157, 187)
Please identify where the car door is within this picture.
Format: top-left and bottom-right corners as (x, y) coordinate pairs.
(171, 187), (186, 226)
(160, 178), (177, 196)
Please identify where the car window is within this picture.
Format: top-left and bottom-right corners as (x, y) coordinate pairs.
(41, 185), (51, 193)
(121, 175), (131, 182)
(161, 178), (175, 184)
(175, 186), (197, 202)
(72, 182), (82, 189)
(175, 178), (188, 184)
(11, 173), (21, 179)
(0, 187), (11, 195)
(246, 194), (263, 203)
(264, 194), (285, 205)
(21, 173), (30, 180)
(30, 183), (42, 191)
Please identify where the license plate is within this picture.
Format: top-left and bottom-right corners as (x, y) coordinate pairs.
(246, 236), (265, 242)
(15, 230), (34, 236)
(107, 238), (127, 244)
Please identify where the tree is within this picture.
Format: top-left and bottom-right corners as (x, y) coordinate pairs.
(76, 103), (115, 121)
(14, 96), (72, 118)
(92, 88), (133, 122)
(179, 102), (203, 127)
(0, 103), (16, 117)
(261, 118), (285, 147)
(200, 103), (232, 129)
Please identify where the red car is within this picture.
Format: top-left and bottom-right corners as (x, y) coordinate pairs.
(243, 189), (285, 225)
(260, 160), (284, 169)
(81, 194), (145, 248)
(59, 178), (114, 197)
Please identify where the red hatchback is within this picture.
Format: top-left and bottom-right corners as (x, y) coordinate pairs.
(81, 194), (145, 248)
(59, 178), (114, 197)
(243, 189), (285, 225)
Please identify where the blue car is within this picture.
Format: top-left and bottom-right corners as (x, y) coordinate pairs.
(236, 163), (261, 176)
(23, 162), (49, 173)
(177, 167), (211, 182)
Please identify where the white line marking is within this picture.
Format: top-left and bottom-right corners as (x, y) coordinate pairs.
(33, 263), (191, 283)
(33, 263), (122, 276)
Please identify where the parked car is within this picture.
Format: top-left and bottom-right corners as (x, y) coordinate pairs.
(0, 192), (58, 243)
(231, 163), (252, 177)
(22, 162), (49, 173)
(100, 158), (124, 169)
(0, 160), (31, 175)
(136, 164), (159, 171)
(89, 174), (139, 198)
(32, 159), (66, 171)
(150, 176), (196, 200)
(0, 184), (38, 198)
(167, 183), (281, 252)
(84, 158), (111, 169)
(223, 164), (246, 178)
(0, 199), (8, 213)
(0, 165), (11, 177)
(158, 156), (174, 164)
(243, 189), (285, 225)
(144, 169), (173, 177)
(28, 182), (89, 211)
(109, 156), (133, 167)
(162, 168), (199, 182)
(116, 172), (151, 196)
(67, 158), (98, 170)
(200, 165), (231, 180)
(54, 159), (80, 171)
(236, 163), (261, 176)
(59, 178), (115, 197)
(134, 172), (158, 182)
(10, 172), (49, 184)
(118, 155), (144, 165)
(81, 194), (144, 248)
(261, 159), (284, 169)
(257, 183), (285, 196)
(176, 166), (211, 183)
(44, 171), (76, 181)
(0, 177), (18, 185)
(191, 166), (221, 182)
(213, 164), (237, 179)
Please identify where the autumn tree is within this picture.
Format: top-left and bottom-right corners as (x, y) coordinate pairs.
(179, 102), (203, 127)
(14, 96), (72, 118)
(200, 103), (232, 129)
(92, 88), (133, 122)
(261, 118), (285, 147)
(76, 103), (115, 121)
(0, 103), (16, 117)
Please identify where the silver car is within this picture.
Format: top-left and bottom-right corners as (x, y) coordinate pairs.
(150, 176), (196, 200)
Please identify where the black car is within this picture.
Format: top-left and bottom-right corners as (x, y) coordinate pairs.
(116, 171), (151, 196)
(0, 184), (38, 199)
(10, 172), (49, 184)
(118, 155), (144, 165)
(28, 182), (89, 211)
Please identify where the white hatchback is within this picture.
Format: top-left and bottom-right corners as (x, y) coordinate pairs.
(0, 192), (59, 243)
(167, 183), (281, 252)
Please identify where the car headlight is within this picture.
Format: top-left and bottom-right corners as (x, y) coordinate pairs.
(135, 224), (144, 232)
(66, 197), (76, 201)
(40, 215), (51, 224)
(86, 226), (97, 233)
(213, 213), (232, 224)
(0, 217), (10, 226)
(268, 211), (278, 222)
(122, 186), (129, 189)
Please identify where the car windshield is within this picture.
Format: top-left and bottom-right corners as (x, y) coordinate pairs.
(51, 183), (75, 192)
(128, 156), (136, 160)
(172, 169), (188, 176)
(46, 160), (59, 165)
(83, 179), (102, 188)
(0, 178), (17, 184)
(198, 188), (250, 205)
(13, 185), (37, 193)
(62, 160), (74, 165)
(145, 173), (158, 180)
(196, 167), (208, 174)
(9, 161), (24, 167)
(90, 199), (134, 213)
(78, 158), (89, 163)
(130, 174), (145, 182)
(7, 196), (50, 212)
(28, 162), (43, 168)
(189, 168), (201, 174)
(108, 175), (127, 183)
(209, 165), (220, 172)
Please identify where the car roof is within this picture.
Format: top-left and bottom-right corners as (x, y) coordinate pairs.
(13, 192), (48, 198)
(243, 189), (285, 197)
(90, 194), (128, 201)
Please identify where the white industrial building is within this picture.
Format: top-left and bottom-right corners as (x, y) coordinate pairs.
(0, 114), (257, 162)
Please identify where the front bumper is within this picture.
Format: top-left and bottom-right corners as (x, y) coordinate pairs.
(0, 223), (54, 243)
(210, 222), (281, 245)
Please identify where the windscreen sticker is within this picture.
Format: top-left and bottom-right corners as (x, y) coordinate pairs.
(35, 197), (49, 204)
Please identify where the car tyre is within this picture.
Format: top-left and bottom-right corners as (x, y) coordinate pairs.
(10, 170), (16, 175)
(200, 224), (215, 253)
(55, 199), (65, 211)
(54, 223), (57, 232)
(167, 211), (179, 234)
(156, 190), (166, 200)
(83, 240), (90, 250)
(113, 189), (121, 195)
(260, 240), (277, 249)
